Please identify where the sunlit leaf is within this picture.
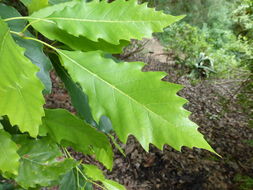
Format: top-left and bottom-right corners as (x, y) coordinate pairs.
(30, 1), (129, 53)
(83, 164), (125, 190)
(0, 3), (52, 94)
(0, 129), (19, 175)
(0, 19), (45, 137)
(57, 50), (214, 152)
(47, 0), (183, 44)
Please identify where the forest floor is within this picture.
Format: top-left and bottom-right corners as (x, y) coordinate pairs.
(46, 39), (253, 190)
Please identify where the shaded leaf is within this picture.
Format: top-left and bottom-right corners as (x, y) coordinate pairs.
(52, 56), (113, 132)
(30, 1), (129, 53)
(57, 50), (214, 152)
(48, 0), (183, 44)
(41, 109), (113, 170)
(0, 129), (19, 175)
(98, 116), (113, 134)
(0, 19), (45, 137)
(0, 3), (52, 94)
(20, 0), (31, 7)
(59, 168), (93, 190)
(49, 0), (73, 5)
(13, 135), (76, 188)
(52, 55), (95, 125)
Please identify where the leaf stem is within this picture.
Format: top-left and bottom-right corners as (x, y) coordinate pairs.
(4, 16), (53, 23)
(10, 30), (58, 52)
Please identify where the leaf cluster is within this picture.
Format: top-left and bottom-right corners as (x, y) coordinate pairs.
(0, 0), (215, 189)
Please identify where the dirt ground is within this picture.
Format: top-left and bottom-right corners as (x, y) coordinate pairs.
(45, 39), (253, 190)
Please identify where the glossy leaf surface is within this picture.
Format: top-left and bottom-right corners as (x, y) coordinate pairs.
(31, 1), (129, 53)
(0, 19), (45, 137)
(41, 109), (113, 169)
(58, 50), (214, 152)
(48, 0), (183, 44)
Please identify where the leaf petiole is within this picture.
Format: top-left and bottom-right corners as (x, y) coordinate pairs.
(4, 16), (53, 23)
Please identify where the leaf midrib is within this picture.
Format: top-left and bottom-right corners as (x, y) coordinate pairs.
(59, 50), (171, 126)
(48, 17), (165, 23)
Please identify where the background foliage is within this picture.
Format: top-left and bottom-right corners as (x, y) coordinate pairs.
(0, 0), (217, 189)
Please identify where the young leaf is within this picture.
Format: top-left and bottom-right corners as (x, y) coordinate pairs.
(30, 1), (129, 53)
(47, 0), (183, 44)
(0, 19), (45, 137)
(83, 164), (125, 190)
(0, 129), (20, 175)
(0, 3), (52, 94)
(57, 50), (214, 153)
(13, 135), (77, 188)
(41, 109), (114, 170)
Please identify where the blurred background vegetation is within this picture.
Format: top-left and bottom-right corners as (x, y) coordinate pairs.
(139, 0), (252, 79)
(137, 1), (253, 188)
(139, 0), (252, 120)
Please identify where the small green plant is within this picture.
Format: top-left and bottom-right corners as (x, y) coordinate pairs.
(0, 0), (214, 189)
(157, 20), (252, 79)
(158, 22), (210, 67)
(235, 174), (253, 190)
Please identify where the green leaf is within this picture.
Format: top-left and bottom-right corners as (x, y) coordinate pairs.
(52, 55), (113, 133)
(41, 109), (113, 170)
(0, 3), (53, 94)
(30, 1), (129, 53)
(52, 55), (96, 125)
(59, 168), (93, 190)
(83, 164), (125, 190)
(49, 0), (72, 5)
(0, 19), (45, 137)
(20, 0), (48, 14)
(57, 50), (214, 153)
(30, 0), (48, 13)
(0, 129), (20, 175)
(20, 0), (31, 7)
(103, 180), (126, 190)
(13, 135), (76, 188)
(47, 0), (183, 44)
(83, 165), (105, 181)
(0, 4), (26, 32)
(108, 134), (125, 157)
